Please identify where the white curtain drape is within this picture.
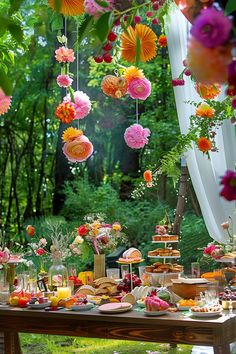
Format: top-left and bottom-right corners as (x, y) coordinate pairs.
(165, 5), (236, 243)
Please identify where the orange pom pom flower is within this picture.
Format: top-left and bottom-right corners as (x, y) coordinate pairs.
(122, 66), (144, 84)
(143, 170), (152, 187)
(101, 75), (128, 98)
(48, 0), (84, 16)
(121, 24), (157, 63)
(55, 102), (76, 124)
(195, 83), (221, 99)
(197, 137), (212, 152)
(158, 35), (167, 47)
(188, 37), (232, 84)
(63, 135), (94, 163)
(196, 103), (215, 118)
(62, 127), (83, 142)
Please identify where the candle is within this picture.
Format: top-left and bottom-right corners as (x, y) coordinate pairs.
(57, 287), (71, 300)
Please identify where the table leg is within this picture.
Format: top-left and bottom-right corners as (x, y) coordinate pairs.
(3, 332), (21, 354)
(213, 343), (231, 354)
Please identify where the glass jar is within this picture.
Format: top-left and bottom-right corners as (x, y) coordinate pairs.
(48, 258), (68, 292)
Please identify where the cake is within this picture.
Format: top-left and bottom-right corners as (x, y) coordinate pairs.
(118, 247), (142, 262)
(145, 295), (169, 312)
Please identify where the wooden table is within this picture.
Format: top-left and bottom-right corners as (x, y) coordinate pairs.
(0, 306), (235, 354)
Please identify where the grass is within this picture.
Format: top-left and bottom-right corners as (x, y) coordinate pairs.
(20, 335), (193, 354)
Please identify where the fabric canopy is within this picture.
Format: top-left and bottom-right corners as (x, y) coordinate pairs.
(165, 5), (236, 243)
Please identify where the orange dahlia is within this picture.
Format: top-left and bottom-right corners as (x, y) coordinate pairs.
(122, 66), (144, 84)
(188, 37), (232, 84)
(48, 0), (84, 16)
(197, 137), (212, 152)
(158, 35), (167, 47)
(196, 103), (215, 118)
(195, 83), (221, 99)
(121, 24), (157, 63)
(55, 102), (76, 124)
(101, 75), (128, 99)
(62, 127), (83, 142)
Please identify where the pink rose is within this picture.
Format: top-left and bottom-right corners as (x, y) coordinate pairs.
(0, 249), (10, 264)
(203, 244), (217, 255)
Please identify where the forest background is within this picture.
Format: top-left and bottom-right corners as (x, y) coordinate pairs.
(0, 0), (213, 273)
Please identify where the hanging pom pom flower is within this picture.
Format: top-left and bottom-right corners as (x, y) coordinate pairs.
(220, 170), (236, 201)
(84, 0), (114, 17)
(197, 137), (212, 153)
(55, 47), (75, 63)
(0, 89), (11, 116)
(121, 24), (157, 63)
(195, 83), (221, 99)
(195, 103), (215, 118)
(158, 35), (167, 47)
(55, 102), (76, 124)
(122, 66), (144, 84)
(143, 170), (153, 187)
(101, 75), (128, 99)
(56, 74), (73, 88)
(64, 90), (91, 119)
(127, 77), (151, 100)
(124, 123), (151, 149)
(48, 0), (85, 16)
(63, 135), (94, 163)
(62, 127), (83, 142)
(187, 37), (232, 84)
(190, 8), (232, 49)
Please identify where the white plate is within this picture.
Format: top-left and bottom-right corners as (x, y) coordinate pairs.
(190, 310), (222, 318)
(148, 256), (180, 259)
(144, 309), (168, 316)
(98, 302), (132, 314)
(70, 303), (94, 311)
(27, 302), (51, 309)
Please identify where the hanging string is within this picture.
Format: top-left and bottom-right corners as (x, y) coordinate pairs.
(76, 22), (80, 129)
(64, 17), (68, 96)
(136, 99), (139, 123)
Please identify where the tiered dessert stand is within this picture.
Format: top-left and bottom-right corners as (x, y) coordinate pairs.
(116, 259), (144, 290)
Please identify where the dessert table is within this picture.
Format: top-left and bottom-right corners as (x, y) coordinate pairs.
(0, 307), (235, 354)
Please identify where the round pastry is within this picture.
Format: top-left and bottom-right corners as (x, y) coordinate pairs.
(145, 266), (154, 273)
(145, 296), (170, 312)
(122, 247), (142, 260)
(152, 235), (161, 241)
(170, 235), (178, 241)
(172, 250), (180, 257)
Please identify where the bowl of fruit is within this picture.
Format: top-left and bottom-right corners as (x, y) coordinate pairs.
(117, 273), (142, 294)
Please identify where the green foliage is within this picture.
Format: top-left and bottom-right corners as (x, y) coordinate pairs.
(225, 0), (236, 15)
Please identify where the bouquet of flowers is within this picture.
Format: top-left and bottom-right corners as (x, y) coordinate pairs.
(203, 218), (235, 260)
(73, 214), (127, 255)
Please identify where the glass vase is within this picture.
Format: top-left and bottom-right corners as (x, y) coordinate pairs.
(48, 258), (68, 292)
(93, 254), (105, 280)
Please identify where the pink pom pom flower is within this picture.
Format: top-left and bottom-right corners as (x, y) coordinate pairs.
(0, 89), (11, 116)
(63, 135), (94, 163)
(124, 123), (151, 149)
(64, 90), (92, 119)
(85, 0), (114, 17)
(127, 77), (151, 100)
(55, 47), (75, 63)
(56, 74), (73, 88)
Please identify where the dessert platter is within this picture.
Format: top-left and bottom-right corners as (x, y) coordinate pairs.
(190, 305), (223, 317)
(144, 294), (170, 316)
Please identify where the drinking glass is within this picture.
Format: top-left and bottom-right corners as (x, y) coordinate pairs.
(191, 262), (200, 278)
(0, 272), (10, 305)
(106, 268), (120, 279)
(205, 281), (219, 306)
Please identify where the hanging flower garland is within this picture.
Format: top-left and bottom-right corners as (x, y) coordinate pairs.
(48, 0), (85, 16)
(54, 35), (93, 163)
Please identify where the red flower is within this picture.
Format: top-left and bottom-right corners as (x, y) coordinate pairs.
(158, 35), (167, 47)
(26, 225), (35, 237)
(220, 170), (236, 201)
(35, 248), (46, 256)
(197, 137), (212, 153)
(203, 244), (216, 255)
(77, 224), (89, 236)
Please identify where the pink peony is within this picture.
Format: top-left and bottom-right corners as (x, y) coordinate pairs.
(124, 123), (151, 149)
(0, 89), (11, 116)
(84, 0), (114, 17)
(63, 134), (94, 163)
(56, 74), (73, 88)
(64, 90), (91, 119)
(55, 47), (75, 63)
(127, 77), (151, 100)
